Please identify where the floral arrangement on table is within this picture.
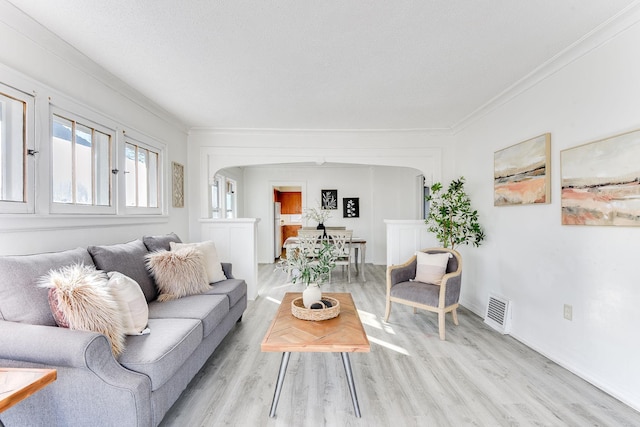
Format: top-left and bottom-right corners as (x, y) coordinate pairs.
(276, 240), (337, 286)
(303, 205), (332, 226)
(275, 240), (337, 308)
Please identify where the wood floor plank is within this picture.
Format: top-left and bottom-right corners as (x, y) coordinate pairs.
(159, 263), (640, 427)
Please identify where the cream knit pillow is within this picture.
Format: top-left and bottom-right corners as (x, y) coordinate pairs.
(107, 272), (150, 335)
(414, 252), (451, 285)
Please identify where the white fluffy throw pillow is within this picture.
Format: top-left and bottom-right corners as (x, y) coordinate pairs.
(39, 264), (126, 357)
(170, 240), (227, 284)
(145, 246), (210, 302)
(414, 252), (451, 285)
(107, 272), (150, 335)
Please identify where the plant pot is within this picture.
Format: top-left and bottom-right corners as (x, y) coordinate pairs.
(302, 284), (322, 308)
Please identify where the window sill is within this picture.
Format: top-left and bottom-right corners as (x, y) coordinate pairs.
(0, 214), (169, 233)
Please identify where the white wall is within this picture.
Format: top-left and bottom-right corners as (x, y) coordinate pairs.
(455, 11), (640, 411)
(0, 3), (188, 254)
(241, 164), (422, 264)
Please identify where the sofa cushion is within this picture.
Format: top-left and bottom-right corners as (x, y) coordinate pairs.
(142, 232), (182, 252)
(145, 247), (210, 302)
(203, 278), (247, 307)
(0, 247), (94, 325)
(88, 240), (157, 302)
(119, 318), (202, 391)
(148, 294), (229, 338)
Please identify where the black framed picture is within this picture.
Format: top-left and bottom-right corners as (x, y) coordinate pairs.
(321, 189), (338, 209)
(343, 197), (359, 218)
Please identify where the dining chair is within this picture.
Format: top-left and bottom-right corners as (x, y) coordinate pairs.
(296, 229), (324, 256)
(328, 230), (353, 283)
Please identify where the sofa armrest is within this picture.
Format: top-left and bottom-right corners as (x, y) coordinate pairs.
(0, 320), (151, 426)
(221, 262), (234, 279)
(0, 320), (106, 367)
(0, 320), (148, 385)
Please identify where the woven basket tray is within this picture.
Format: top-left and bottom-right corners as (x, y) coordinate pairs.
(291, 296), (340, 321)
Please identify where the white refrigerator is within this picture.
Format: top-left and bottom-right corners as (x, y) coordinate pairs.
(274, 202), (282, 259)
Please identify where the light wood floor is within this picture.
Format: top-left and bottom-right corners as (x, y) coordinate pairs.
(160, 264), (640, 427)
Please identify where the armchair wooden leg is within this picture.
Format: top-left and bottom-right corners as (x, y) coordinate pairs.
(384, 300), (391, 321)
(438, 311), (446, 340)
(413, 307), (417, 314)
(452, 308), (459, 326)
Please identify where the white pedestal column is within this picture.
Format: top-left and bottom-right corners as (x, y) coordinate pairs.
(200, 218), (260, 300)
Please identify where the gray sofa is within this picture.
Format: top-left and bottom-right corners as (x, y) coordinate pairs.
(0, 234), (247, 427)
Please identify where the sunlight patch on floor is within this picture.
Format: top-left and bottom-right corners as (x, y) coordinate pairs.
(266, 296), (282, 305)
(367, 335), (410, 356)
(358, 309), (396, 335)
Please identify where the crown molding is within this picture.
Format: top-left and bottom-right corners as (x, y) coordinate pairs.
(451, 0), (640, 134)
(0, 0), (188, 134)
(188, 127), (453, 136)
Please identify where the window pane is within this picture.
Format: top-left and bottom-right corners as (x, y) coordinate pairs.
(226, 179), (236, 218)
(148, 151), (158, 208)
(125, 143), (136, 207)
(0, 93), (25, 202)
(137, 148), (148, 207)
(94, 131), (110, 206)
(211, 181), (220, 218)
(75, 124), (92, 205)
(52, 115), (73, 203)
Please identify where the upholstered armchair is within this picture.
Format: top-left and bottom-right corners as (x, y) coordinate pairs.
(384, 248), (462, 340)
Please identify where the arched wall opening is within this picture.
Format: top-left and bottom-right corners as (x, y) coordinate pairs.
(188, 129), (452, 264)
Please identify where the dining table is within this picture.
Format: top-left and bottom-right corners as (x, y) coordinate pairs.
(283, 236), (367, 281)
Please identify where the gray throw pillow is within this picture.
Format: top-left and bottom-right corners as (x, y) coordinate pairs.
(142, 232), (182, 252)
(0, 247), (94, 325)
(88, 240), (157, 302)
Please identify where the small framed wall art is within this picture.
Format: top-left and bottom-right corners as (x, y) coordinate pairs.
(172, 162), (184, 208)
(494, 133), (551, 206)
(343, 198), (359, 218)
(321, 189), (338, 209)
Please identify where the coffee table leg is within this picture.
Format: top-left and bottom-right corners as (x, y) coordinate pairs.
(340, 352), (362, 417)
(269, 351), (291, 417)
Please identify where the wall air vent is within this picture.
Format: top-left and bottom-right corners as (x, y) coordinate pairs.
(484, 294), (511, 334)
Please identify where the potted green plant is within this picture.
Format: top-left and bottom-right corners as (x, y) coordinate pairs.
(425, 177), (485, 249)
(276, 240), (337, 308)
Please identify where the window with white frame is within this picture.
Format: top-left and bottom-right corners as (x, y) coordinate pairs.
(51, 112), (114, 213)
(124, 136), (162, 213)
(210, 174), (237, 219)
(0, 84), (33, 213)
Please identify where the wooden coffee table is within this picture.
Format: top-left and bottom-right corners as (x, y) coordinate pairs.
(261, 292), (370, 417)
(0, 368), (57, 414)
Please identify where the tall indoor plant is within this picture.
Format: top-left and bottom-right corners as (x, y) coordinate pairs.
(425, 177), (485, 249)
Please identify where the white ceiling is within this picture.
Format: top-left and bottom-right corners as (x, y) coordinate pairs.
(6, 0), (637, 130)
